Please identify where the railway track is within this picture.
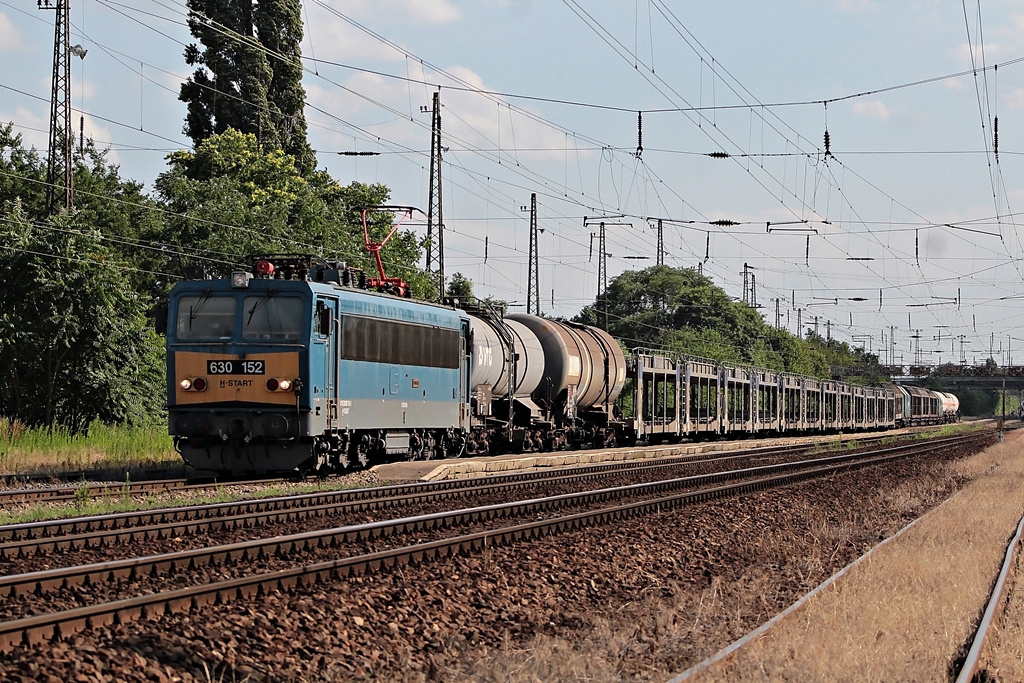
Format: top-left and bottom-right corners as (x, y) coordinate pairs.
(954, 508), (1024, 682)
(0, 432), (963, 558)
(0, 429), (990, 651)
(0, 428), (935, 508)
(0, 475), (289, 506)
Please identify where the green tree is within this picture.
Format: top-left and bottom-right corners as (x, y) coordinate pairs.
(0, 205), (165, 432)
(154, 130), (435, 298)
(0, 124), (47, 217)
(582, 265), (841, 376)
(447, 272), (474, 300)
(181, 0), (314, 174)
(254, 0), (315, 173)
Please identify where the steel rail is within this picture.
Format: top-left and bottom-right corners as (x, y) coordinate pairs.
(0, 432), (987, 600)
(0, 431), (988, 652)
(0, 437), (893, 558)
(0, 431), (958, 545)
(0, 438), (844, 543)
(954, 509), (1024, 683)
(0, 429), (923, 507)
(0, 475), (288, 505)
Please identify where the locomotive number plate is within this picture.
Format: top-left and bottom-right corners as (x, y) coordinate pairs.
(207, 360), (266, 375)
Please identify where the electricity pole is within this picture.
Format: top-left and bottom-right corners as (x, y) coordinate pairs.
(425, 91), (444, 299)
(584, 216), (631, 330)
(40, 0), (73, 213)
(656, 218), (664, 266)
(525, 193), (539, 315)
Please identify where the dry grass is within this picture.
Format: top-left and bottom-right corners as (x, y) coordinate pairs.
(688, 437), (1024, 682)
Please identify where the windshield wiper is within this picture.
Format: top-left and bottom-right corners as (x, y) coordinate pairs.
(246, 298), (266, 326)
(188, 294), (212, 330)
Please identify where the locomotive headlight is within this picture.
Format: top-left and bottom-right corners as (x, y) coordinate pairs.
(265, 378), (295, 392)
(230, 271), (252, 288)
(180, 377), (208, 392)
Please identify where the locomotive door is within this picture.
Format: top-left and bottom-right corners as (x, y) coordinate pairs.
(314, 296), (339, 429)
(459, 320), (471, 428)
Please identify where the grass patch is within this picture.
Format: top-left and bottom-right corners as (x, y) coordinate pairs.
(0, 417), (178, 476)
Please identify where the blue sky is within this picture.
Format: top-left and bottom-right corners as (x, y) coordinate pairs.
(2, 0), (1024, 366)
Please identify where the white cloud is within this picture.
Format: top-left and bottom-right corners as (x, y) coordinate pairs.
(348, 0), (460, 25)
(77, 79), (99, 101)
(81, 114), (120, 165)
(306, 64), (575, 163)
(0, 13), (23, 51)
(0, 107), (48, 151)
(852, 100), (890, 120)
(2, 107), (122, 165)
(1004, 87), (1024, 111)
(488, 0), (533, 14)
(833, 0), (880, 13)
(306, 10), (409, 63)
(306, 1), (461, 64)
(954, 42), (1005, 67)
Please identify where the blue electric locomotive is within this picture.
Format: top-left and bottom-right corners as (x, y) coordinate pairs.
(166, 255), (472, 473)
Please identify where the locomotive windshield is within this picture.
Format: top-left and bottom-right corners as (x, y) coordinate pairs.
(173, 294), (303, 341)
(242, 296), (303, 341)
(176, 295), (235, 340)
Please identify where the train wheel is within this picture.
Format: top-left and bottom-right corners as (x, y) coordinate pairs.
(432, 432), (448, 460)
(355, 441), (370, 468)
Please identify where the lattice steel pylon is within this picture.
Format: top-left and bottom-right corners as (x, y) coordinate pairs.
(597, 222), (606, 327)
(527, 193), (539, 315)
(40, 0), (73, 213)
(656, 218), (664, 266)
(584, 216), (631, 330)
(425, 90), (444, 299)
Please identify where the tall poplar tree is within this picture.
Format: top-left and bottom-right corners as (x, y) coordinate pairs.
(180, 0), (315, 175)
(254, 0), (315, 174)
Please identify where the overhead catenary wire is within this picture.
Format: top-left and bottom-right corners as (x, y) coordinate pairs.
(3, 1), (1016, 357)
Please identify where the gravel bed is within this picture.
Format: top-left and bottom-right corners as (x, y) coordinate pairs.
(0, 437), (991, 681)
(0, 444), (903, 589)
(0, 451), (855, 621)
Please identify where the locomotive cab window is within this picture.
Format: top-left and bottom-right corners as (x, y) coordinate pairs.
(176, 295), (236, 340)
(243, 296), (303, 341)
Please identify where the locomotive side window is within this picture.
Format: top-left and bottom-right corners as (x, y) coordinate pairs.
(342, 315), (459, 368)
(242, 296), (303, 341)
(176, 295), (236, 340)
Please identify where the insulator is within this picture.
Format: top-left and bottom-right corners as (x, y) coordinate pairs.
(635, 111), (643, 159)
(994, 116), (999, 160)
(824, 130), (831, 155)
(707, 151), (730, 159)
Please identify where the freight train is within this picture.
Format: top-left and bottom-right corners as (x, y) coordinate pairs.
(162, 255), (958, 474)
